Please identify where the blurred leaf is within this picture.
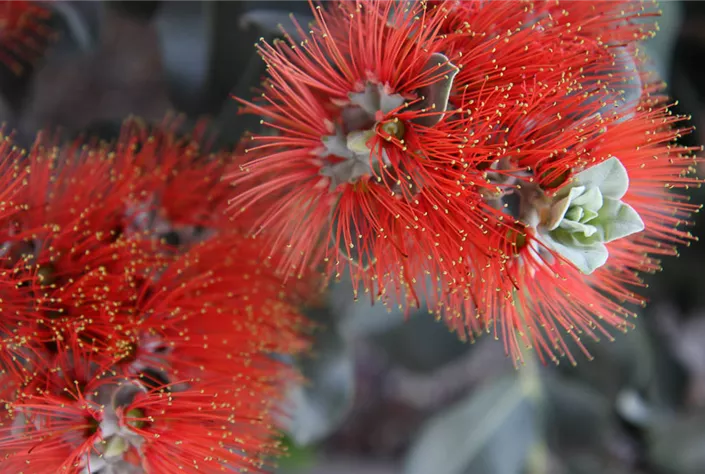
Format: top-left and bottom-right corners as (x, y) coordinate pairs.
(542, 374), (651, 474)
(557, 324), (655, 401)
(0, 0), (80, 114)
(239, 10), (303, 36)
(50, 0), (105, 53)
(643, 0), (683, 79)
(556, 310), (688, 417)
(108, 1), (161, 22)
(0, 65), (34, 116)
(73, 119), (124, 142)
(155, 1), (226, 116)
(212, 3), (314, 148)
(544, 374), (615, 451)
(370, 312), (471, 374)
(644, 333), (689, 410)
(562, 453), (630, 474)
(330, 275), (406, 338)
(284, 457), (399, 474)
(285, 320), (355, 446)
(403, 370), (541, 474)
(329, 273), (470, 372)
(615, 389), (656, 428)
(276, 434), (317, 472)
(0, 93), (12, 118)
(647, 411), (705, 474)
(155, 1), (271, 117)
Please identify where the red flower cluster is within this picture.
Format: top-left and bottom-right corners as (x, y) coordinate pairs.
(0, 0), (53, 74)
(229, 0), (701, 364)
(0, 119), (310, 473)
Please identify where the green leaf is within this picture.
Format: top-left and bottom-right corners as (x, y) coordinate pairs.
(320, 131), (354, 159)
(103, 436), (128, 459)
(542, 235), (608, 275)
(380, 86), (407, 114)
(595, 198), (645, 243)
(556, 219), (598, 238)
(564, 205), (584, 223)
(546, 186), (584, 230)
(574, 157), (629, 199)
(580, 208), (599, 224)
(570, 186), (604, 213)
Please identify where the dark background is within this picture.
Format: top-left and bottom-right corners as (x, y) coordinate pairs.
(3, 2), (705, 473)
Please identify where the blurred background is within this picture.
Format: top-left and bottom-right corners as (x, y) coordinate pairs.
(3, 2), (705, 473)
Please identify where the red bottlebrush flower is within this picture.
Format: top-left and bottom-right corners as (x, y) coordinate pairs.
(116, 234), (309, 383)
(444, 83), (701, 365)
(121, 379), (286, 473)
(0, 119), (312, 472)
(114, 116), (237, 242)
(0, 372), (106, 474)
(229, 0), (700, 364)
(0, 132), (158, 377)
(228, 0), (501, 303)
(0, 132), (26, 221)
(2, 369), (295, 473)
(0, 0), (53, 74)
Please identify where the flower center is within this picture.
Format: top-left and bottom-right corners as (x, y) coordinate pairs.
(125, 408), (147, 430)
(317, 53), (459, 193)
(84, 383), (149, 472)
(379, 119), (405, 140)
(36, 263), (57, 286)
(318, 82), (406, 190)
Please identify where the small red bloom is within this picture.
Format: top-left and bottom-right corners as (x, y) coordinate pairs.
(0, 139), (147, 374)
(0, 132), (26, 220)
(0, 372), (105, 474)
(115, 234), (309, 384)
(122, 379), (285, 473)
(114, 116), (236, 242)
(0, 132), (158, 377)
(0, 119), (312, 472)
(0, 0), (53, 74)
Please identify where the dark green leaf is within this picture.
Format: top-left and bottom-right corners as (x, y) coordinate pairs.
(404, 371), (541, 474)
